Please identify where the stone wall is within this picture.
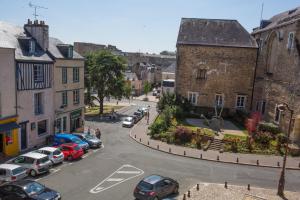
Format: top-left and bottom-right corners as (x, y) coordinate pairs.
(252, 20), (300, 139)
(176, 45), (257, 114)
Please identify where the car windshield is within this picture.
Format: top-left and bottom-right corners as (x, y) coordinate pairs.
(53, 150), (61, 155)
(36, 156), (49, 164)
(24, 182), (45, 196)
(138, 181), (153, 190)
(85, 134), (95, 140)
(74, 145), (81, 151)
(124, 118), (132, 122)
(12, 167), (26, 175)
(73, 138), (82, 144)
(36, 150), (50, 155)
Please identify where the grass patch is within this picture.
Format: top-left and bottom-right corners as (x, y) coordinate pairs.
(223, 133), (248, 141)
(85, 105), (124, 116)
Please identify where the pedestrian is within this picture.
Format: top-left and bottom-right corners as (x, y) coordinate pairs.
(87, 127), (91, 135)
(95, 128), (101, 139)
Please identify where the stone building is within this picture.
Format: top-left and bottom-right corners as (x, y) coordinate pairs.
(74, 42), (123, 56)
(48, 38), (85, 133)
(0, 47), (20, 156)
(252, 7), (300, 142)
(124, 71), (142, 96)
(176, 18), (257, 115)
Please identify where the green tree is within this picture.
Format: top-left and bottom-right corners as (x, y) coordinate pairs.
(123, 82), (132, 100)
(86, 50), (126, 115)
(143, 81), (151, 97)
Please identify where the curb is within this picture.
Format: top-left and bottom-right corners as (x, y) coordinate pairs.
(129, 121), (300, 170)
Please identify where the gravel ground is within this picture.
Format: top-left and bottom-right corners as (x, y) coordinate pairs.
(178, 182), (300, 200)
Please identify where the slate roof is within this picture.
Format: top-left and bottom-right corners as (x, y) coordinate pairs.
(0, 21), (52, 62)
(252, 7), (300, 34)
(48, 37), (84, 60)
(177, 18), (257, 48)
(163, 62), (176, 73)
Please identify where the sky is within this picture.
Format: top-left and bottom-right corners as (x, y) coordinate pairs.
(1, 0), (299, 54)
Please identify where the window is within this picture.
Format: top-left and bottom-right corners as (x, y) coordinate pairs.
(62, 67), (67, 84)
(215, 94), (223, 107)
(236, 95), (246, 109)
(29, 40), (35, 54)
(68, 46), (73, 58)
(63, 117), (67, 132)
(256, 100), (266, 115)
(37, 120), (47, 136)
(188, 92), (198, 105)
(34, 93), (43, 115)
(287, 32), (294, 50)
(73, 68), (79, 83)
(196, 69), (207, 79)
(274, 105), (282, 123)
(33, 64), (44, 83)
(73, 90), (80, 104)
(56, 118), (62, 133)
(62, 91), (68, 106)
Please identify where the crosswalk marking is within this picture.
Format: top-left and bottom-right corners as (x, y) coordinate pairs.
(90, 164), (144, 194)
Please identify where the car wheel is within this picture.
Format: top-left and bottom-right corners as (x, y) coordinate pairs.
(67, 155), (73, 161)
(30, 170), (37, 177)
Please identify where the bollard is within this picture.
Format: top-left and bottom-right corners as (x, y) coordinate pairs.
(236, 157), (239, 163)
(248, 184), (250, 191)
(225, 181), (227, 189)
(200, 154), (202, 159)
(196, 184), (199, 191)
(183, 194), (186, 200)
(184, 151), (186, 156)
(139, 138), (141, 142)
(157, 145), (159, 150)
(169, 148), (171, 153)
(134, 135), (136, 138)
(147, 141), (149, 146)
(217, 155), (219, 161)
(187, 190), (190, 198)
(277, 161), (280, 167)
(257, 160), (259, 165)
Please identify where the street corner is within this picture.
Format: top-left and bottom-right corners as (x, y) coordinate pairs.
(90, 164), (144, 194)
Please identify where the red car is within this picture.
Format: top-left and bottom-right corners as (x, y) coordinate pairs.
(59, 143), (84, 161)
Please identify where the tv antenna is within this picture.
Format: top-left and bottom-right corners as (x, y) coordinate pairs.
(29, 2), (48, 20)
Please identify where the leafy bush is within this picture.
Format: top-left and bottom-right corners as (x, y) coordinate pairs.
(173, 126), (193, 144)
(253, 131), (273, 146)
(258, 122), (280, 135)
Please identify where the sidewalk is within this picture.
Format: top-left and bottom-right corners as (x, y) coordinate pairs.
(178, 182), (300, 200)
(129, 107), (300, 170)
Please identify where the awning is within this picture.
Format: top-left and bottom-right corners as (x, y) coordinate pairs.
(0, 122), (20, 132)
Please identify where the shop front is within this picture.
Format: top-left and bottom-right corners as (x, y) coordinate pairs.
(0, 116), (20, 156)
(70, 109), (83, 132)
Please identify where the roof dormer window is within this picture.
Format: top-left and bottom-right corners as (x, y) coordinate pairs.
(68, 46), (73, 58)
(29, 40), (35, 54)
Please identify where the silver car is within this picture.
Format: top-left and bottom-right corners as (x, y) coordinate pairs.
(35, 147), (64, 164)
(6, 152), (52, 177)
(122, 117), (134, 128)
(0, 164), (27, 183)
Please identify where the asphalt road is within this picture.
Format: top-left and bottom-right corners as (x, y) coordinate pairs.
(37, 100), (300, 200)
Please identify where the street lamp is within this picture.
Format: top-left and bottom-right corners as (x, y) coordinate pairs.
(277, 103), (294, 197)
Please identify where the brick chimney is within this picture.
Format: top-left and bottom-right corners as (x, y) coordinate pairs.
(24, 19), (49, 50)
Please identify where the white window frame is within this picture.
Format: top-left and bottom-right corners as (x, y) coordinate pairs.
(236, 95), (246, 109)
(62, 91), (68, 106)
(34, 92), (43, 115)
(215, 94), (224, 107)
(73, 67), (79, 83)
(62, 67), (67, 84)
(29, 40), (35, 54)
(287, 32), (295, 50)
(68, 46), (73, 58)
(73, 89), (80, 104)
(274, 104), (282, 124)
(188, 92), (198, 105)
(33, 64), (44, 83)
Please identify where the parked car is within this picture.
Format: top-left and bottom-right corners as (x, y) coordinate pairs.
(73, 133), (102, 148)
(134, 175), (179, 200)
(59, 143), (84, 161)
(122, 117), (134, 128)
(134, 111), (144, 120)
(0, 180), (61, 200)
(6, 152), (52, 177)
(131, 115), (139, 124)
(0, 164), (27, 183)
(35, 147), (64, 165)
(53, 133), (89, 153)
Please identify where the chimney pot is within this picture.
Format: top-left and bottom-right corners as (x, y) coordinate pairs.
(34, 20), (38, 25)
(27, 19), (32, 25)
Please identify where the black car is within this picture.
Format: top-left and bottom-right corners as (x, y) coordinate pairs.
(134, 175), (179, 200)
(131, 115), (139, 124)
(133, 111), (143, 120)
(0, 180), (61, 200)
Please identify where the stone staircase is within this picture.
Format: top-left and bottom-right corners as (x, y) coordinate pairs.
(208, 138), (224, 151)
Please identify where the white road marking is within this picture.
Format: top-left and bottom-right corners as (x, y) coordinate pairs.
(50, 168), (61, 174)
(90, 164), (144, 194)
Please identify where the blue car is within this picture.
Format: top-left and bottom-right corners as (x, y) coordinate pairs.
(53, 133), (89, 153)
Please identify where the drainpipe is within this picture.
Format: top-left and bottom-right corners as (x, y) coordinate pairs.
(250, 45), (260, 111)
(14, 52), (18, 115)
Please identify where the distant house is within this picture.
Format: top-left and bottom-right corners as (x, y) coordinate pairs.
(124, 71), (142, 96)
(176, 18), (257, 116)
(162, 62), (176, 80)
